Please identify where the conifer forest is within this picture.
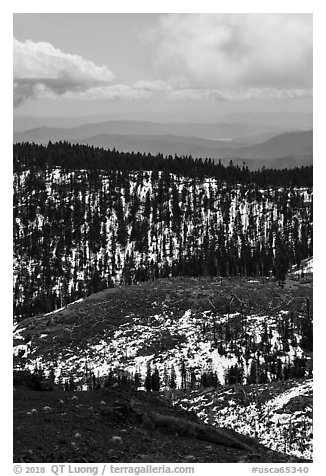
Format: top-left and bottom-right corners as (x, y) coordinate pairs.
(13, 142), (313, 322)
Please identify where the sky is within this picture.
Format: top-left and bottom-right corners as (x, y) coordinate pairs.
(13, 13), (313, 122)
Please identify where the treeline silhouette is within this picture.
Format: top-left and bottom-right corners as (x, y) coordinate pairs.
(14, 141), (313, 187)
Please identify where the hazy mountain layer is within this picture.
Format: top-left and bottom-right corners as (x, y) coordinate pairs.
(13, 111), (312, 133)
(13, 119), (291, 142)
(14, 121), (312, 169)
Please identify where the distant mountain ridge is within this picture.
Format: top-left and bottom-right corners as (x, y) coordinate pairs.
(13, 119), (290, 142)
(224, 112), (312, 129)
(13, 111), (312, 133)
(77, 130), (312, 162)
(232, 130), (312, 159)
(13, 120), (312, 170)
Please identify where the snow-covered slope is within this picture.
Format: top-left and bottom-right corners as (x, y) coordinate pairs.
(14, 276), (312, 381)
(14, 166), (313, 322)
(176, 378), (312, 460)
(13, 274), (313, 460)
(290, 258), (313, 276)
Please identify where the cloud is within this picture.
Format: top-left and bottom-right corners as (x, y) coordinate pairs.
(14, 38), (115, 106)
(14, 14), (313, 108)
(152, 14), (312, 91)
(58, 82), (312, 103)
(59, 79), (175, 101)
(133, 79), (173, 93)
(13, 38), (176, 106)
(166, 87), (312, 102)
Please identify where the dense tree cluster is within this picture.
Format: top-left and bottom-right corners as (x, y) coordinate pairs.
(14, 142), (312, 187)
(204, 301), (313, 386)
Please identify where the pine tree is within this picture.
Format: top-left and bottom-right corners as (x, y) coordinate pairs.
(48, 367), (56, 386)
(151, 368), (160, 391)
(190, 369), (197, 389)
(144, 362), (152, 392)
(169, 365), (177, 389)
(69, 375), (75, 391)
(134, 371), (141, 389)
(180, 360), (187, 390)
(162, 364), (169, 389)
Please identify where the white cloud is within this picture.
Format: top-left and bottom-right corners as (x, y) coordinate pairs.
(133, 79), (173, 93)
(153, 14), (312, 91)
(63, 84), (150, 101)
(13, 14), (313, 108)
(60, 83), (312, 103)
(167, 87), (312, 102)
(60, 79), (175, 101)
(14, 38), (115, 106)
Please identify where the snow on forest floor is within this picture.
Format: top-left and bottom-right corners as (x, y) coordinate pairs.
(176, 378), (313, 460)
(14, 299), (308, 387)
(291, 258), (313, 276)
(13, 275), (313, 460)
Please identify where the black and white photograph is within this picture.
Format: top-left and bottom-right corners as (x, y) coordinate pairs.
(12, 7), (314, 469)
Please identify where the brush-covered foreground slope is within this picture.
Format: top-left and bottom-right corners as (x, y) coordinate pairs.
(14, 271), (313, 460)
(13, 386), (306, 463)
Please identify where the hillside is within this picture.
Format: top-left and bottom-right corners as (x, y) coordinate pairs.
(13, 142), (313, 463)
(232, 130), (312, 160)
(14, 270), (313, 460)
(13, 385), (307, 463)
(13, 142), (313, 321)
(176, 378), (313, 460)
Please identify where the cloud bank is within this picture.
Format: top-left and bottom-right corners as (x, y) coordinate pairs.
(153, 13), (312, 91)
(14, 38), (115, 107)
(14, 14), (312, 107)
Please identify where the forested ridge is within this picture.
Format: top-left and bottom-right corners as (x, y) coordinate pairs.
(13, 142), (313, 321)
(14, 141), (312, 187)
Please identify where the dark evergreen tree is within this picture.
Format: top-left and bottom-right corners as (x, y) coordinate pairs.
(144, 363), (152, 392)
(169, 365), (177, 389)
(151, 368), (160, 391)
